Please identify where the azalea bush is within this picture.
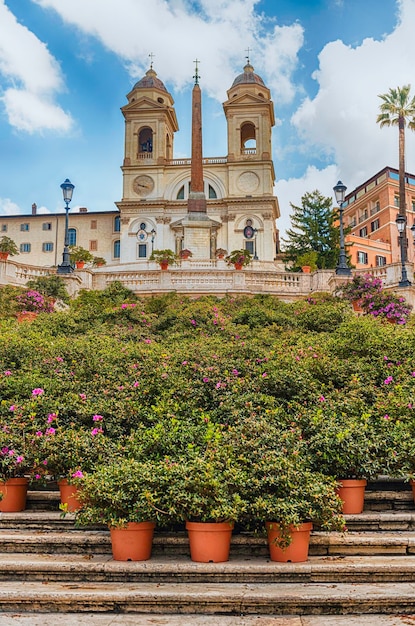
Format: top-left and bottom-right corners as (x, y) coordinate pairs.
(15, 290), (54, 314)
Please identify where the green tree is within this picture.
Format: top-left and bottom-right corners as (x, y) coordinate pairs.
(377, 85), (415, 221)
(282, 190), (340, 270)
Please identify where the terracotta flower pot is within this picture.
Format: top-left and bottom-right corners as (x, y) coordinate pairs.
(58, 479), (82, 512)
(0, 478), (29, 512)
(185, 521), (234, 563)
(234, 263), (243, 270)
(0, 252), (9, 261)
(301, 265), (311, 273)
(16, 312), (38, 323)
(110, 521), (155, 561)
(336, 478), (367, 514)
(75, 261), (85, 269)
(352, 300), (363, 312)
(266, 521), (313, 563)
(160, 261), (169, 270)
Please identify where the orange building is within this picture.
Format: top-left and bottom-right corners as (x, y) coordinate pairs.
(343, 166), (415, 269)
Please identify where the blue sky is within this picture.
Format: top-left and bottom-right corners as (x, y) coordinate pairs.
(0, 0), (413, 238)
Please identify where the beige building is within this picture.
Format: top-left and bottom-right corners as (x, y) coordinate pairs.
(0, 61), (280, 269)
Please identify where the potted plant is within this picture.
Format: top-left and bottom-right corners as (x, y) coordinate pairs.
(69, 246), (94, 269)
(75, 458), (172, 561)
(15, 289), (54, 322)
(296, 250), (318, 273)
(0, 236), (19, 261)
(26, 276), (69, 305)
(225, 249), (252, 270)
(0, 425), (39, 512)
(179, 249), (192, 260)
(41, 425), (115, 512)
(92, 256), (107, 267)
(149, 249), (177, 270)
(215, 248), (227, 260)
(225, 421), (344, 561)
(337, 273), (382, 312)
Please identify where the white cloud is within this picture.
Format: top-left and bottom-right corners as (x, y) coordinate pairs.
(0, 197), (21, 215)
(0, 0), (73, 132)
(290, 0), (415, 193)
(31, 0), (304, 102)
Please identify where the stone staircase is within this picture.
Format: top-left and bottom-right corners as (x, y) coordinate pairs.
(1, 480), (415, 619)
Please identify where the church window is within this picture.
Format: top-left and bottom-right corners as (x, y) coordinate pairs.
(177, 186), (185, 200)
(241, 122), (256, 153)
(113, 240), (120, 259)
(140, 222), (147, 231)
(138, 243), (147, 258)
(114, 215), (120, 232)
(138, 127), (153, 155)
(245, 240), (254, 255)
(68, 228), (77, 246)
(208, 185), (217, 199)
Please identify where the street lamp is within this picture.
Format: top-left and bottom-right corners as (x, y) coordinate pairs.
(333, 180), (351, 276)
(396, 213), (411, 287)
(150, 228), (156, 252)
(57, 178), (75, 274)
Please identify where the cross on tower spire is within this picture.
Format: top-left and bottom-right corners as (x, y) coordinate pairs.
(245, 47), (251, 64)
(193, 59), (200, 85)
(148, 52), (155, 69)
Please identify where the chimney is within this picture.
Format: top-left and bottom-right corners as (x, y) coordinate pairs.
(79, 207), (88, 213)
(32, 203), (37, 215)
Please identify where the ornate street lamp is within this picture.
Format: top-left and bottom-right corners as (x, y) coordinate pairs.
(333, 180), (351, 276)
(396, 213), (411, 287)
(57, 178), (75, 274)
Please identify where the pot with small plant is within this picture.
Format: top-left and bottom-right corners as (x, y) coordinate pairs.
(92, 256), (107, 267)
(225, 249), (252, 269)
(69, 246), (94, 269)
(0, 236), (19, 260)
(75, 458), (173, 561)
(179, 249), (192, 260)
(149, 249), (177, 270)
(215, 248), (227, 260)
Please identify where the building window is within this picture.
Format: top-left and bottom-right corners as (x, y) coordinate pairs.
(42, 222), (52, 231)
(359, 226), (368, 237)
(412, 199), (415, 212)
(245, 240), (254, 255)
(138, 127), (153, 154)
(89, 240), (98, 251)
(138, 243), (147, 258)
(240, 122), (256, 153)
(357, 251), (368, 264)
(394, 196), (400, 207)
(20, 223), (29, 232)
(68, 228), (77, 246)
(208, 185), (217, 199)
(42, 242), (54, 252)
(90, 220), (97, 230)
(20, 243), (31, 253)
(1, 224), (7, 232)
(376, 255), (387, 266)
(371, 219), (380, 232)
(349, 216), (356, 227)
(113, 239), (120, 259)
(114, 215), (120, 232)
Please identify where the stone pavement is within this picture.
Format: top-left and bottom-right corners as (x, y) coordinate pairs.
(1, 615), (415, 625)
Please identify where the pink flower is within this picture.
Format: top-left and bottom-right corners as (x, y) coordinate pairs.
(262, 372), (268, 378)
(190, 319), (197, 326)
(202, 377), (209, 383)
(318, 396), (326, 402)
(32, 388), (44, 396)
(215, 382), (222, 389)
(47, 413), (57, 423)
(46, 428), (56, 435)
(121, 304), (128, 309)
(182, 361), (188, 366)
(411, 372), (415, 377)
(35, 431), (43, 437)
(232, 369), (240, 376)
(79, 393), (87, 400)
(144, 339), (152, 344)
(71, 470), (84, 479)
(9, 405), (15, 412)
(93, 414), (103, 422)
(56, 357), (64, 362)
(384, 414), (390, 420)
(3, 370), (11, 376)
(16, 455), (23, 464)
(384, 376), (393, 385)
(133, 381), (139, 387)
(91, 427), (103, 436)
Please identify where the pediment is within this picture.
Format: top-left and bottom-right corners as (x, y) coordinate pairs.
(223, 92), (271, 107)
(122, 96), (171, 113)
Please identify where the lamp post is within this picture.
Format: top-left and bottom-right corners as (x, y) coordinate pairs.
(396, 213), (411, 287)
(57, 178), (75, 274)
(150, 228), (156, 252)
(333, 180), (351, 276)
(253, 228), (258, 260)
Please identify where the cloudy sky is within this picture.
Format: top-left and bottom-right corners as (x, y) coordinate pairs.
(0, 0), (414, 240)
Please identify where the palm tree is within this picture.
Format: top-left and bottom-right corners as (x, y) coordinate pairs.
(377, 85), (415, 221)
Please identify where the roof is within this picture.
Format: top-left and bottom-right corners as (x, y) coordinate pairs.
(231, 63), (266, 88)
(133, 68), (168, 93)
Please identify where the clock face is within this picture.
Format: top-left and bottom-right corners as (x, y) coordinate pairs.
(133, 175), (154, 197)
(237, 171), (259, 194)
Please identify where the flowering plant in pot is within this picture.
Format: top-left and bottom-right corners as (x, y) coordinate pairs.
(149, 249), (177, 268)
(15, 290), (54, 316)
(225, 249), (252, 268)
(337, 273), (383, 305)
(69, 246), (94, 268)
(215, 248), (227, 259)
(179, 249), (192, 260)
(92, 256), (107, 267)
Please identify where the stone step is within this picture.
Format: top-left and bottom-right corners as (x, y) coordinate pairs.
(2, 526), (415, 557)
(25, 487), (415, 512)
(0, 579), (415, 615)
(1, 554), (415, 585)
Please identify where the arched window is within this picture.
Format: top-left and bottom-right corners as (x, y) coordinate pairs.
(208, 185), (217, 199)
(113, 239), (120, 259)
(68, 228), (77, 246)
(177, 185), (185, 200)
(138, 127), (153, 155)
(114, 215), (120, 232)
(176, 181), (218, 200)
(241, 122), (256, 153)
